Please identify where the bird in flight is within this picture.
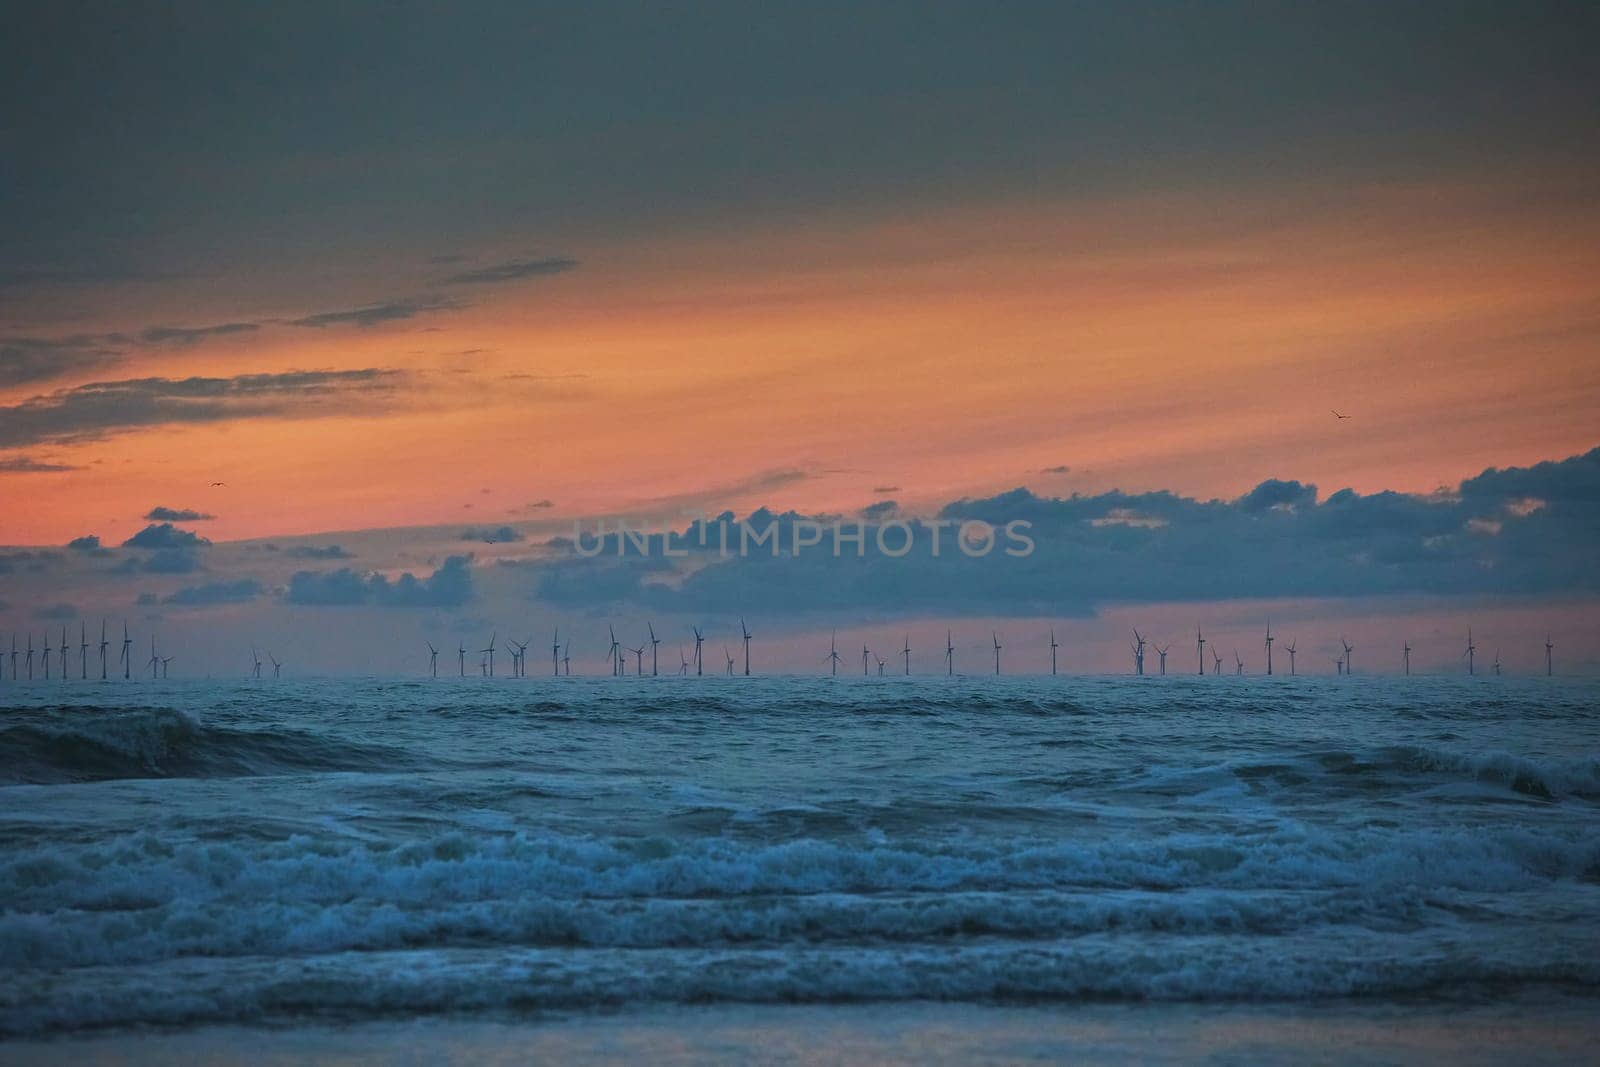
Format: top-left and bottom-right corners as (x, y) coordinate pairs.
(1331, 410), (1350, 420)
(210, 480), (226, 486)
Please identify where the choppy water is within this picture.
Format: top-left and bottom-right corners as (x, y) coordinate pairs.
(1, 676), (1597, 1038)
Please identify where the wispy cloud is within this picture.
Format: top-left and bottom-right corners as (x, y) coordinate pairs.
(0, 336), (122, 387)
(441, 256), (578, 286)
(164, 579), (264, 606)
(0, 456), (78, 473)
(137, 322), (259, 345)
(0, 368), (405, 449)
(288, 296), (464, 329)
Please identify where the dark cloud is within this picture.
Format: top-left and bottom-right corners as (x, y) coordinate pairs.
(0, 368), (404, 449)
(462, 525), (523, 543)
(140, 548), (202, 574)
(872, 486), (901, 494)
(441, 256), (578, 286)
(520, 446), (1600, 616)
(137, 322), (259, 345)
(66, 534), (110, 556)
(0, 456), (78, 472)
(286, 554), (473, 607)
(859, 500), (899, 520)
(1039, 465), (1072, 475)
(0, 335), (122, 387)
(0, 550), (57, 575)
(34, 603), (78, 620)
(163, 579), (263, 606)
(122, 523), (210, 549)
(288, 296), (463, 329)
(285, 544), (352, 559)
(144, 506), (216, 522)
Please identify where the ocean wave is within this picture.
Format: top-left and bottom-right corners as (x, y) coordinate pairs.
(0, 708), (413, 784)
(1386, 745), (1600, 800)
(3, 824), (1595, 970)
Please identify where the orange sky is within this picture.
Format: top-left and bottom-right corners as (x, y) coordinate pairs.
(5, 174), (1600, 547)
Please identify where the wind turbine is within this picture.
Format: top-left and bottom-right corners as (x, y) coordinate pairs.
(251, 647), (262, 679)
(629, 645), (646, 675)
(648, 623), (660, 676)
(1545, 634), (1554, 677)
(1341, 638), (1353, 675)
(1211, 648), (1223, 675)
(1285, 640), (1297, 675)
(160, 655), (173, 679)
(79, 622), (89, 680)
(1234, 649), (1244, 675)
(740, 617), (752, 676)
(42, 629), (52, 680)
(1155, 644), (1169, 675)
(724, 647), (735, 676)
(826, 631), (841, 676)
(517, 638), (533, 677)
(862, 644), (871, 677)
(562, 643), (572, 676)
(26, 633), (34, 680)
(427, 641), (439, 678)
(97, 620), (109, 680)
(1264, 621), (1274, 676)
(269, 652), (282, 679)
(1464, 627), (1476, 675)
(875, 653), (886, 676)
(1492, 649), (1502, 676)
(481, 631), (497, 677)
(1402, 640), (1411, 676)
(1049, 628), (1059, 675)
(992, 631), (1001, 676)
(147, 636), (160, 679)
(679, 646), (690, 675)
(552, 629), (562, 677)
(120, 622), (132, 680)
(458, 642), (467, 677)
(1132, 628), (1146, 676)
(1335, 656), (1344, 675)
(1196, 626), (1206, 676)
(902, 634), (911, 676)
(691, 626), (705, 676)
(606, 625), (621, 676)
(9, 634), (16, 681)
(945, 630), (954, 675)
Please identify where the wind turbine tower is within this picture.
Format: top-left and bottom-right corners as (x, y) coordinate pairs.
(692, 626), (705, 676)
(1465, 627), (1477, 675)
(1403, 641), (1412, 676)
(902, 634), (911, 676)
(1264, 621), (1274, 676)
(1049, 628), (1059, 676)
(648, 623), (660, 677)
(740, 617), (752, 676)
(427, 642), (439, 678)
(98, 620), (109, 680)
(120, 622), (132, 680)
(1155, 644), (1169, 675)
(481, 632), (497, 677)
(826, 631), (841, 677)
(42, 630), (52, 680)
(79, 622), (89, 680)
(1285, 640), (1297, 675)
(1196, 626), (1206, 676)
(1132, 628), (1147, 676)
(1545, 634), (1554, 677)
(945, 630), (954, 675)
(992, 632), (1001, 676)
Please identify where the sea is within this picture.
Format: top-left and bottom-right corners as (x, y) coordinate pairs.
(1, 675), (1597, 1063)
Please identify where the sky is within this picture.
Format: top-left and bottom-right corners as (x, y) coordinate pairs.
(2, 2), (1598, 674)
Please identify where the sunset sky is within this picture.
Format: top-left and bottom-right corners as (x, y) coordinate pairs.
(3, 3), (1598, 674)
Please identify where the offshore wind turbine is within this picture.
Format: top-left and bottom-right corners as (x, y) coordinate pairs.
(724, 647), (735, 676)
(691, 626), (705, 676)
(59, 625), (68, 678)
(1335, 656), (1344, 675)
(606, 625), (621, 676)
(552, 629), (561, 677)
(648, 623), (660, 676)
(902, 634), (911, 676)
(562, 643), (572, 676)
(1155, 644), (1169, 675)
(98, 620), (109, 680)
(42, 630), (52, 680)
(1402, 640), (1412, 676)
(269, 652), (282, 679)
(26, 633), (34, 680)
(629, 645), (646, 675)
(1284, 640), (1297, 675)
(1545, 634), (1554, 677)
(516, 638), (533, 677)
(875, 654), (886, 676)
(1234, 649), (1244, 675)
(148, 636), (160, 679)
(251, 647), (262, 679)
(945, 630), (954, 675)
(79, 622), (89, 680)
(1196, 626), (1206, 676)
(481, 631), (497, 677)
(1264, 621), (1274, 676)
(1049, 628), (1059, 676)
(1211, 648), (1223, 675)
(1493, 649), (1503, 676)
(862, 644), (871, 677)
(458, 642), (467, 677)
(992, 631), (1001, 676)
(740, 617), (752, 676)
(679, 646), (690, 675)
(120, 622), (132, 680)
(1341, 638), (1353, 675)
(427, 642), (439, 678)
(8, 634), (15, 681)
(1464, 627), (1476, 675)
(160, 655), (173, 679)
(1132, 628), (1146, 676)
(826, 631), (841, 676)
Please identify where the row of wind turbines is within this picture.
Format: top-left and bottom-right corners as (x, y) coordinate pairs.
(0, 621), (171, 681)
(0, 618), (1561, 682)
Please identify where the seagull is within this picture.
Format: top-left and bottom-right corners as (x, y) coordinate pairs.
(1330, 410), (1350, 420)
(210, 480), (227, 486)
